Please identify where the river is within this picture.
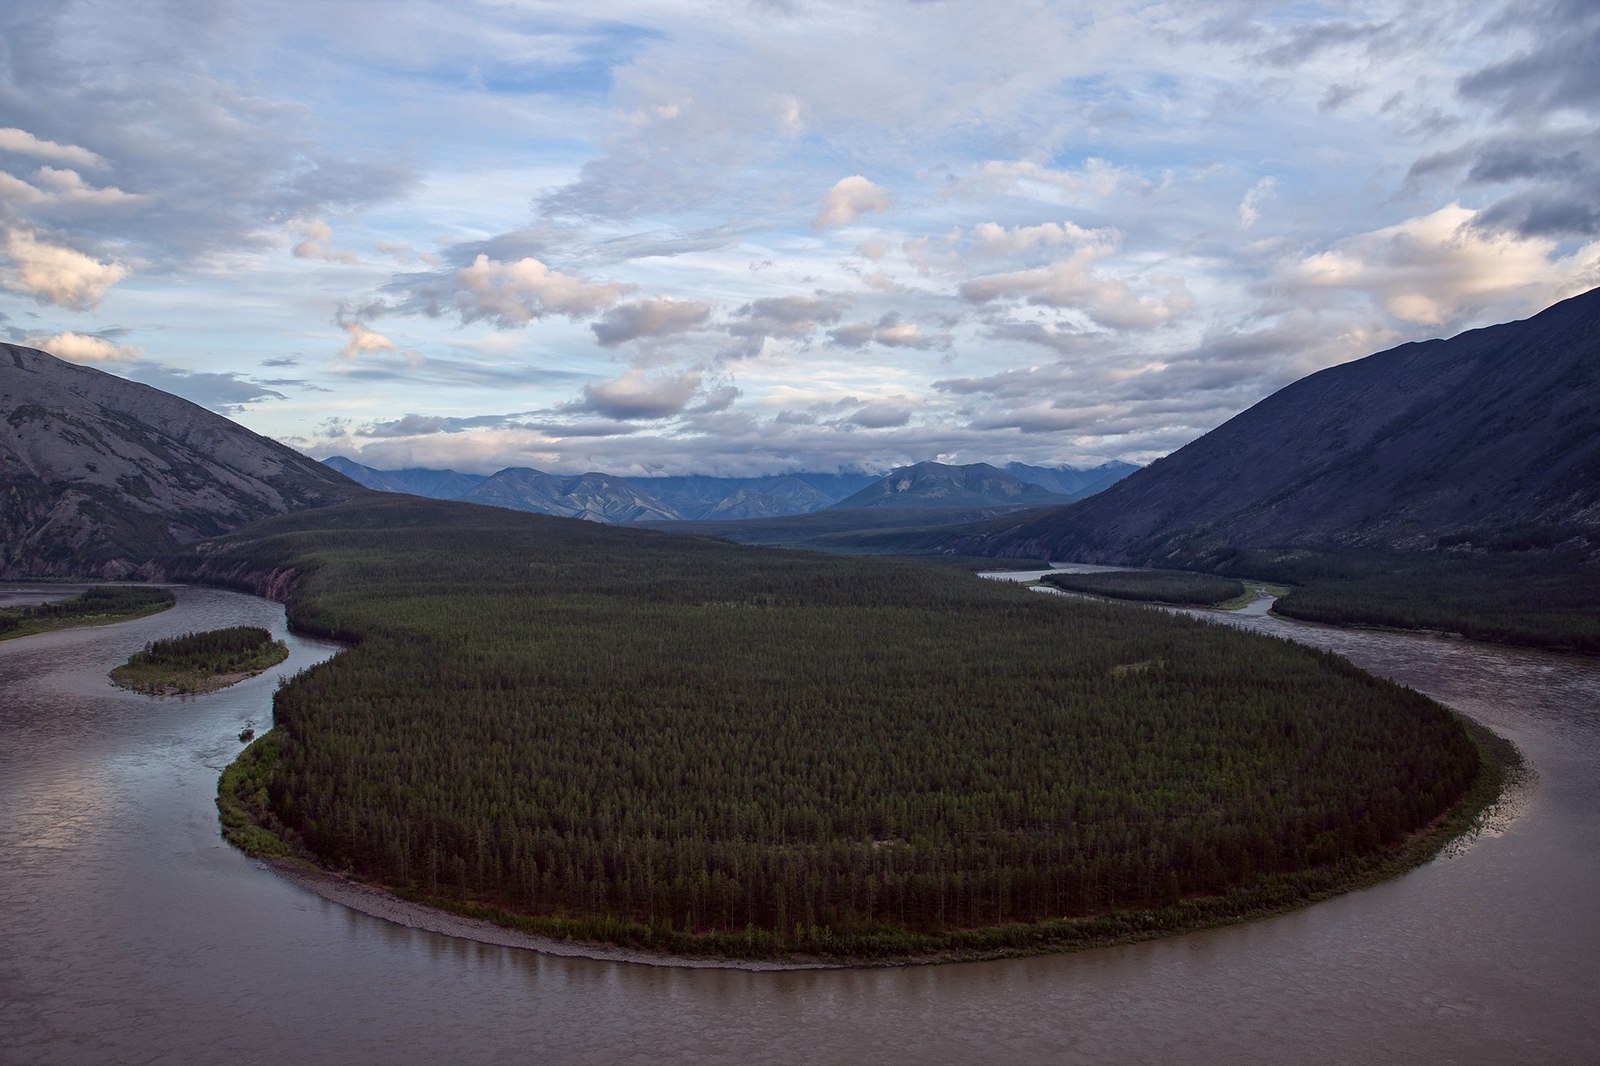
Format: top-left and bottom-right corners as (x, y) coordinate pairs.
(1, 582), (1596, 1064)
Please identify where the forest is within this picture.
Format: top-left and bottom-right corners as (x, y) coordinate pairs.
(0, 585), (174, 639)
(1216, 548), (1600, 654)
(111, 625), (289, 695)
(1041, 570), (1246, 606)
(184, 495), (1490, 959)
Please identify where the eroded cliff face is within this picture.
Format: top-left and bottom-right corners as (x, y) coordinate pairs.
(1, 344), (359, 577)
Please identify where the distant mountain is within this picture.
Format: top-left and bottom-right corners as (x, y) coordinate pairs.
(323, 456), (485, 499)
(703, 476), (835, 519)
(830, 461), (1068, 511)
(1, 344), (358, 577)
(1003, 461), (1139, 499)
(461, 468), (682, 523)
(627, 472), (877, 518)
(970, 288), (1600, 565)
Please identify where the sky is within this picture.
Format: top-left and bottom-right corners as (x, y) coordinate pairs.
(1, 0), (1597, 477)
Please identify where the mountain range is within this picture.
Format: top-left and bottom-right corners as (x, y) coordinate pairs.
(960, 287), (1600, 565)
(1, 343), (357, 578)
(321, 456), (1136, 523)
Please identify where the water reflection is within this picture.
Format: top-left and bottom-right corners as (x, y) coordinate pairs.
(1, 584), (1597, 1064)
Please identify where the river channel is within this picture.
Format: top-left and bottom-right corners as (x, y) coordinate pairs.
(1, 581), (1597, 1064)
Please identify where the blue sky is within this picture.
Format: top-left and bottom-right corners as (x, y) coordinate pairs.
(2, 0), (1596, 475)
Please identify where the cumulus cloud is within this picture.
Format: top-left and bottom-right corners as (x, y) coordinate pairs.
(577, 367), (704, 420)
(813, 175), (892, 230)
(338, 315), (398, 359)
(1280, 203), (1599, 325)
(959, 230), (1194, 331)
(591, 296), (711, 346)
(0, 128), (106, 169)
(289, 218), (357, 263)
(403, 254), (631, 328)
(0, 227), (128, 310)
(828, 313), (941, 350)
(22, 330), (141, 363)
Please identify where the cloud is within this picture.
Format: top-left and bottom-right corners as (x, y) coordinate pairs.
(1457, 0), (1600, 120)
(828, 313), (941, 350)
(847, 402), (912, 428)
(0, 227), (128, 310)
(402, 254), (631, 328)
(365, 413), (449, 437)
(123, 364), (287, 414)
(338, 315), (398, 359)
(577, 367), (705, 420)
(1239, 177), (1277, 229)
(289, 218), (357, 263)
(959, 229), (1194, 331)
(965, 158), (1130, 202)
(813, 175), (892, 230)
(591, 296), (711, 346)
(1280, 203), (1600, 325)
(22, 330), (141, 363)
(0, 127), (106, 169)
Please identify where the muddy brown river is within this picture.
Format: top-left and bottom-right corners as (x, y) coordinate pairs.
(1, 582), (1597, 1064)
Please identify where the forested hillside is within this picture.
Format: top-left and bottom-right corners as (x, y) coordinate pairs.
(180, 496), (1489, 959)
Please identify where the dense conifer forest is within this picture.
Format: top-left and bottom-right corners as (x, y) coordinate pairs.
(185, 496), (1488, 958)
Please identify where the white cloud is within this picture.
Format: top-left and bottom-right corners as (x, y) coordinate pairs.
(965, 221), (1105, 258)
(1239, 177), (1277, 230)
(0, 127), (106, 169)
(338, 316), (398, 359)
(413, 254), (631, 328)
(969, 159), (1130, 203)
(22, 330), (141, 363)
(814, 175), (892, 230)
(289, 218), (357, 264)
(1282, 203), (1600, 325)
(0, 227), (128, 310)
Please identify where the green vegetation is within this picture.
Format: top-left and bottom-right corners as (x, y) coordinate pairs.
(0, 585), (174, 640)
(111, 625), (289, 695)
(1042, 570), (1247, 606)
(189, 495), (1489, 960)
(1217, 548), (1600, 654)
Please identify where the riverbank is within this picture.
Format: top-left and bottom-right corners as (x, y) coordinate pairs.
(111, 626), (289, 696)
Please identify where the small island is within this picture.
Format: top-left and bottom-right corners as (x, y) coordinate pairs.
(1041, 569), (1248, 607)
(111, 625), (289, 696)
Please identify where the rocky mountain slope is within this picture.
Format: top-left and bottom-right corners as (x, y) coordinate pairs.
(969, 288), (1600, 565)
(460, 468), (681, 523)
(323, 455), (485, 499)
(1, 344), (358, 577)
(831, 461), (1068, 510)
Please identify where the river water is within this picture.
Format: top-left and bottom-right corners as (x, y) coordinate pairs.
(1, 583), (1597, 1065)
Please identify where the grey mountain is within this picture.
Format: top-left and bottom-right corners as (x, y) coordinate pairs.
(1, 344), (357, 577)
(1003, 461), (1139, 500)
(323, 455), (486, 499)
(461, 468), (682, 523)
(830, 461), (1068, 511)
(970, 288), (1600, 565)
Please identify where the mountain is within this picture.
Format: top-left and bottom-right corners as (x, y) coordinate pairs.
(703, 476), (835, 519)
(323, 456), (486, 499)
(830, 461), (1068, 510)
(633, 472), (877, 518)
(1003, 461), (1139, 499)
(1, 344), (358, 577)
(970, 289), (1600, 565)
(460, 468), (682, 522)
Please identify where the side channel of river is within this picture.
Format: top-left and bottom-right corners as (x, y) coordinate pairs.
(2, 583), (1597, 1065)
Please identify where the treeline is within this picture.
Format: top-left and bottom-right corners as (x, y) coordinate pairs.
(1219, 548), (1600, 654)
(0, 585), (174, 637)
(182, 496), (1484, 956)
(1042, 570), (1245, 606)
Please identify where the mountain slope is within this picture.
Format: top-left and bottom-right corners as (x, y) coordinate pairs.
(323, 455), (485, 499)
(460, 468), (682, 522)
(831, 461), (1067, 510)
(1, 344), (358, 577)
(972, 289), (1600, 564)
(1004, 461), (1138, 499)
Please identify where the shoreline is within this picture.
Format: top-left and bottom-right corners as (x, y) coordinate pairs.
(265, 860), (840, 971)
